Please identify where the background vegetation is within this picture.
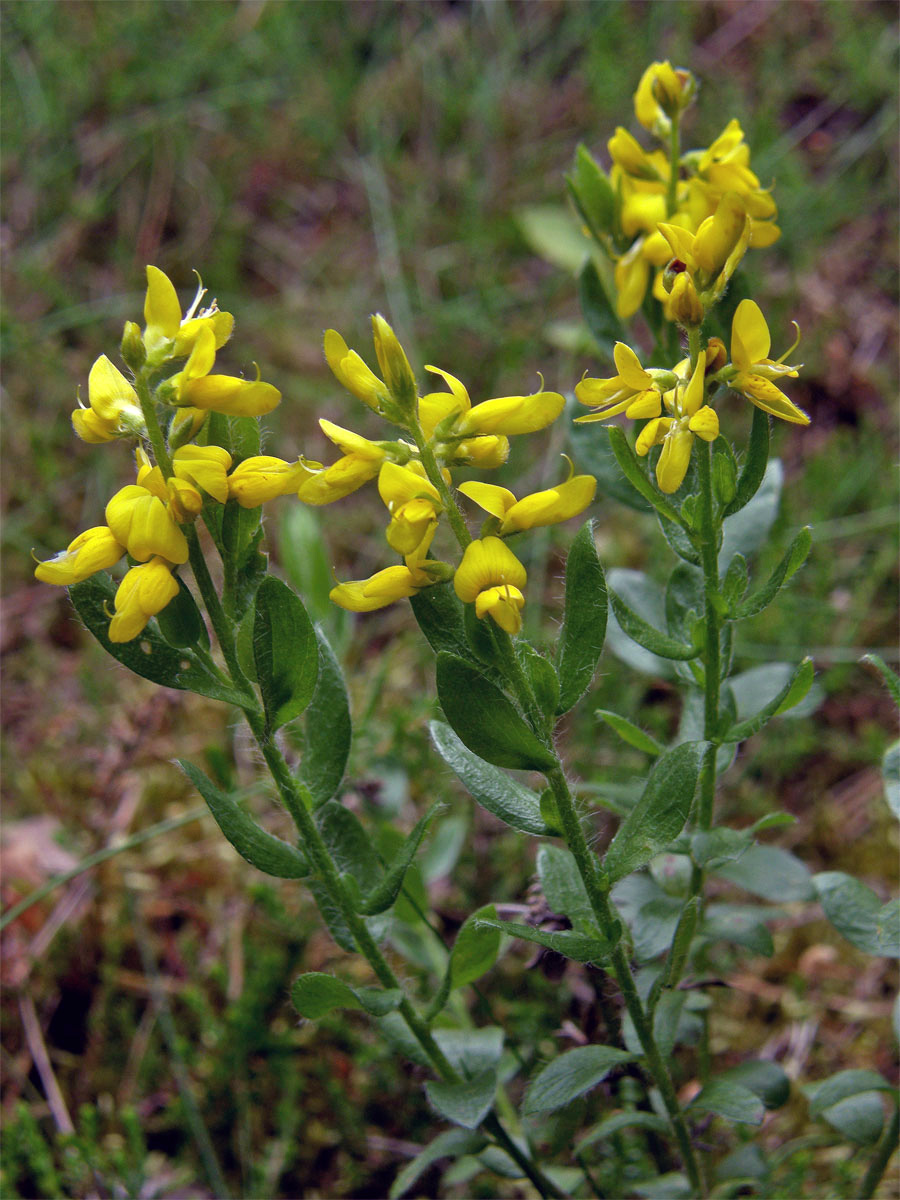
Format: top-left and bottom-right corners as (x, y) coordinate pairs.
(2, 1), (897, 1196)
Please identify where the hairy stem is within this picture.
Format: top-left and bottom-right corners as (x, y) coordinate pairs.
(544, 767), (705, 1196)
(857, 1102), (899, 1200)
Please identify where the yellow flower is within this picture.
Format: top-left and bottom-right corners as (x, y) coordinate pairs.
(458, 470), (596, 534)
(171, 326), (280, 417)
(34, 526), (124, 586)
(378, 462), (442, 556)
(166, 477), (204, 522)
(635, 351), (719, 493)
(454, 536), (527, 635)
(105, 484), (189, 564)
(143, 266), (234, 361)
(324, 329), (387, 410)
(728, 300), (809, 424)
(329, 564), (427, 613)
(608, 128), (664, 181)
(418, 366), (471, 438)
(575, 342), (673, 422)
(458, 385), (565, 437)
(171, 445), (233, 503)
(450, 435), (510, 469)
(659, 193), (750, 297)
(229, 456), (320, 508)
(634, 61), (693, 134)
(696, 120), (778, 220)
(71, 355), (145, 443)
(108, 557), (180, 643)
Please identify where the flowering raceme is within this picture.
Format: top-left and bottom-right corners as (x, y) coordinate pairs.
(567, 62), (780, 321)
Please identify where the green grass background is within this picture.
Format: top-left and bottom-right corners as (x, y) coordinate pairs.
(1, 2), (898, 1196)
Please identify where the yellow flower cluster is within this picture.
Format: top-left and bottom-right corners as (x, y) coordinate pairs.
(36, 267), (284, 641)
(576, 300), (808, 494)
(571, 61), (780, 321)
(317, 319), (595, 635)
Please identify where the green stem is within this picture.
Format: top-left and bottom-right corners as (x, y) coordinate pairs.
(251, 720), (563, 1199)
(411, 429), (472, 549)
(695, 439), (721, 832)
(857, 1103), (899, 1200)
(666, 116), (681, 218)
(543, 770), (703, 1194)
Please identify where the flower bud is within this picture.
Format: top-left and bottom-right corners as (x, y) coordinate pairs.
(705, 337), (728, 373)
(120, 321), (147, 371)
(669, 273), (704, 327)
(371, 315), (417, 415)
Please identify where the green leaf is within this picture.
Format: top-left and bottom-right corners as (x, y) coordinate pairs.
(253, 577), (319, 731)
(604, 742), (707, 884)
(578, 258), (626, 359)
(178, 760), (309, 879)
(721, 553), (749, 611)
(805, 1070), (895, 1116)
(389, 1130), (487, 1200)
(434, 1027), (505, 1077)
(297, 628), (351, 807)
(609, 587), (696, 661)
(690, 1078), (765, 1125)
(716, 844), (814, 902)
(814, 871), (900, 957)
(719, 459), (782, 568)
(537, 845), (595, 932)
(606, 425), (683, 524)
(722, 658), (815, 742)
(723, 404), (769, 518)
(515, 203), (589, 275)
(556, 521), (608, 713)
(805, 1070), (894, 1146)
(450, 905), (502, 989)
(277, 505), (349, 649)
(476, 918), (609, 964)
(565, 144), (616, 241)
(426, 1070), (498, 1130)
(721, 1062), (791, 1110)
(522, 1046), (635, 1115)
(596, 710), (662, 755)
(420, 812), (469, 882)
(361, 803), (442, 915)
(227, 512), (268, 619)
(574, 1110), (669, 1156)
(664, 564), (704, 645)
(690, 827), (752, 870)
(733, 527), (812, 619)
(410, 581), (472, 661)
(435, 654), (556, 772)
(878, 897), (900, 955)
(519, 643), (560, 722)
(657, 513), (701, 567)
(661, 897), (700, 989)
(290, 973), (401, 1019)
(701, 904), (774, 956)
(882, 741), (900, 819)
(308, 879), (357, 953)
(69, 575), (253, 709)
(429, 721), (549, 835)
(861, 653), (900, 708)
(316, 801), (381, 895)
(155, 577), (209, 650)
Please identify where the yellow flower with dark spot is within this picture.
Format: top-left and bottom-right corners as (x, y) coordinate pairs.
(108, 557), (180, 643)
